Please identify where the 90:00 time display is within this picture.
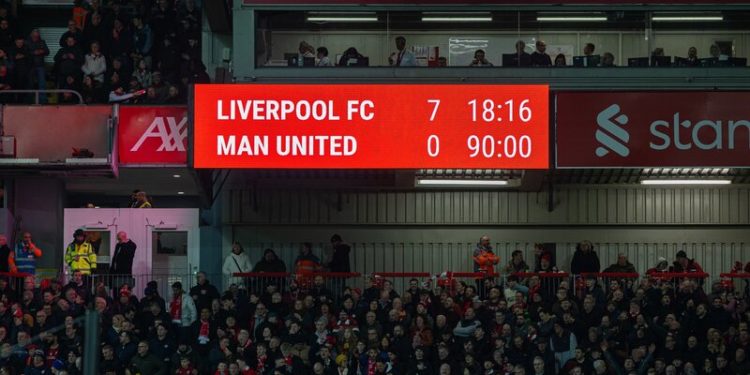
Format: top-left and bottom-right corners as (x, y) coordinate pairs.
(425, 134), (533, 158)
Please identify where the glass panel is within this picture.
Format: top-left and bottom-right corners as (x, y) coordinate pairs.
(153, 231), (188, 255)
(255, 9), (747, 69)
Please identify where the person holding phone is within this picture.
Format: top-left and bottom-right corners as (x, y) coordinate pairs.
(14, 232), (41, 276)
(469, 49), (493, 67)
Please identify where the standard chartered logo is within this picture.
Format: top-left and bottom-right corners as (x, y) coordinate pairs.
(595, 104), (630, 157)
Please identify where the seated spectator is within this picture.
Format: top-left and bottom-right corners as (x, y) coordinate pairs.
(133, 59), (152, 88)
(685, 46), (700, 66)
(338, 47), (365, 67)
(316, 47), (332, 67)
(469, 49), (493, 67)
(554, 53), (567, 66)
(710, 44), (729, 62)
(531, 40), (552, 66)
(672, 250), (704, 273)
(108, 84), (145, 103)
(513, 40), (531, 67)
(80, 75), (104, 104)
(601, 52), (615, 67)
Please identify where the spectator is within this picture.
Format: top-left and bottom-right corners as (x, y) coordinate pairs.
(550, 322), (577, 372)
(53, 36), (83, 84)
(0, 235), (15, 273)
(513, 40), (532, 67)
(0, 19), (13, 54)
(26, 29), (48, 103)
(316, 47), (332, 67)
(469, 49), (493, 67)
(133, 191), (151, 208)
(189, 272), (220, 312)
(554, 53), (567, 66)
(603, 253), (636, 273)
(15, 231), (42, 276)
(0, 65), (11, 100)
(59, 19), (83, 48)
(81, 41), (106, 84)
(531, 40), (552, 66)
(170, 281), (197, 339)
(130, 340), (165, 375)
(131, 15), (153, 66)
(222, 242), (253, 287)
(253, 249), (287, 273)
(108, 19), (133, 63)
(80, 74), (104, 104)
(504, 250), (529, 274)
(294, 242), (320, 289)
(647, 257), (670, 275)
(111, 231), (136, 277)
(389, 36), (416, 67)
(601, 52), (615, 67)
(132, 58), (151, 88)
(71, 0), (87, 30)
(329, 234), (351, 273)
(710, 44), (729, 62)
(64, 229), (96, 277)
(570, 240), (600, 275)
(165, 84), (182, 104)
(584, 43), (596, 56)
(82, 12), (105, 51)
(673, 250), (704, 273)
(685, 46), (700, 66)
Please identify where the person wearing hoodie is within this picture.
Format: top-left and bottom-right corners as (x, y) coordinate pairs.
(570, 240), (600, 275)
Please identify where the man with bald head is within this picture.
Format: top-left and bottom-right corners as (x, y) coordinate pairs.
(111, 231), (136, 276)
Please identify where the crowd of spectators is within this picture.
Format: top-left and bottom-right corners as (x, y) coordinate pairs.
(0, 0), (209, 105)
(0, 234), (744, 375)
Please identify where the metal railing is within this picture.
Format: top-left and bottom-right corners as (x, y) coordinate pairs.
(0, 89), (83, 105)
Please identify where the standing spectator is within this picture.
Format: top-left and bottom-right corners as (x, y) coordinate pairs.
(189, 272), (220, 312)
(673, 250), (704, 273)
(329, 234), (351, 273)
(15, 232), (42, 276)
(603, 253), (636, 274)
(71, 0), (88, 30)
(107, 19), (133, 63)
(64, 229), (96, 276)
(388, 36), (416, 67)
(294, 242), (321, 290)
(132, 58), (151, 88)
(177, 0), (201, 30)
(253, 249), (287, 273)
(110, 231), (136, 289)
(26, 29), (49, 103)
(131, 16), (152, 66)
(222, 242), (253, 287)
(53, 36), (83, 85)
(59, 19), (83, 48)
(129, 341), (165, 375)
(134, 191), (151, 208)
(531, 40), (552, 66)
(0, 235), (15, 273)
(504, 250), (529, 274)
(170, 281), (197, 340)
(570, 240), (600, 275)
(11, 35), (29, 95)
(0, 65), (12, 101)
(150, 0), (176, 52)
(550, 322), (577, 372)
(81, 42), (106, 84)
(155, 38), (178, 82)
(0, 19), (13, 54)
(81, 12), (104, 51)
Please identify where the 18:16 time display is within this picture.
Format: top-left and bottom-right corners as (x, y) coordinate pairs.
(468, 98), (532, 122)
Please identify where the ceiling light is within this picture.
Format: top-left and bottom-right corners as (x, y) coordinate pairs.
(416, 179), (509, 187)
(536, 16), (608, 22)
(652, 16), (723, 21)
(422, 12), (492, 22)
(177, 191), (185, 195)
(172, 174), (181, 178)
(640, 179), (732, 185)
(307, 12), (378, 22)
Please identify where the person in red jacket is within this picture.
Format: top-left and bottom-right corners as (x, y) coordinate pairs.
(673, 250), (704, 273)
(473, 236), (500, 298)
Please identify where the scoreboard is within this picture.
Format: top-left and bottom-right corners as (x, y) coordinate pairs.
(193, 84), (549, 169)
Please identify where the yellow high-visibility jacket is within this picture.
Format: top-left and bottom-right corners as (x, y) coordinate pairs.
(64, 241), (97, 275)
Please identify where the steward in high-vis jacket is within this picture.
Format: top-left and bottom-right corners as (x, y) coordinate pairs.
(65, 229), (97, 275)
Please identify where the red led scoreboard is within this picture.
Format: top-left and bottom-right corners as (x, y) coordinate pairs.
(193, 84), (549, 169)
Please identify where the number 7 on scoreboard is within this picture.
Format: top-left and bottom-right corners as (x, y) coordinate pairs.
(427, 99), (440, 122)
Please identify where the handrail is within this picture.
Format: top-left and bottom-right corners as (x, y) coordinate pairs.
(372, 272), (432, 278)
(512, 272), (570, 278)
(233, 271), (361, 278)
(646, 272), (709, 279)
(579, 272), (640, 278)
(0, 89), (84, 104)
(720, 273), (750, 279)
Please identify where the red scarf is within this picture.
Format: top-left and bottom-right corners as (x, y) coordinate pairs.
(198, 319), (210, 344)
(257, 355), (267, 373)
(170, 295), (182, 323)
(367, 359), (376, 375)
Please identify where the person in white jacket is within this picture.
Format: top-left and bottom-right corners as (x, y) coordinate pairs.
(170, 281), (196, 340)
(222, 242), (253, 287)
(80, 42), (106, 83)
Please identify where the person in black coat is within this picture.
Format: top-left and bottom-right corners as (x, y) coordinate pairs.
(329, 234), (351, 273)
(570, 240), (600, 275)
(189, 272), (221, 312)
(111, 231), (136, 275)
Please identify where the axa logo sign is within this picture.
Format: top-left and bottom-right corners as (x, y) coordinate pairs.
(592, 103), (750, 158)
(595, 104), (630, 157)
(130, 116), (187, 152)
